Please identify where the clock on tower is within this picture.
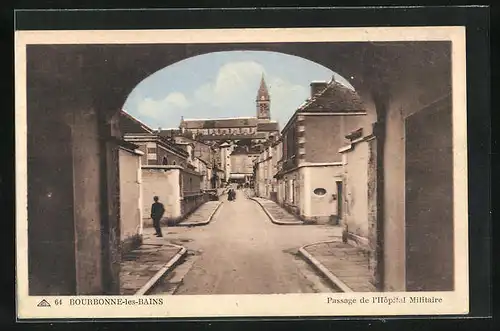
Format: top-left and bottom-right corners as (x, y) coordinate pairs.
(259, 103), (269, 117)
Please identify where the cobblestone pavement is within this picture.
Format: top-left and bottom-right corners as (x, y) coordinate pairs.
(119, 243), (182, 295)
(304, 241), (376, 292)
(252, 197), (303, 224)
(178, 201), (222, 226)
(145, 190), (343, 295)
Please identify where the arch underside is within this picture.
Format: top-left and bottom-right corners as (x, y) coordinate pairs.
(26, 41), (451, 120)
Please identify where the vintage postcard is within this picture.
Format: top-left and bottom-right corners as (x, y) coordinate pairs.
(15, 26), (468, 319)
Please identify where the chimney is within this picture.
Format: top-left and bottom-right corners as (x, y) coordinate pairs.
(310, 81), (328, 97)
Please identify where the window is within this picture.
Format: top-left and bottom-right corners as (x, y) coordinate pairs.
(284, 180), (289, 202)
(314, 188), (327, 196)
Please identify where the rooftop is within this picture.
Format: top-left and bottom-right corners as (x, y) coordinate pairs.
(281, 78), (366, 134)
(123, 133), (189, 157)
(181, 117), (259, 129)
(298, 78), (365, 113)
(198, 132), (268, 141)
(119, 110), (154, 134)
(182, 116), (256, 121)
(257, 121), (280, 132)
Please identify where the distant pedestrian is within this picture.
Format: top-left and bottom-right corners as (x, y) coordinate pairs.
(231, 189), (237, 202)
(151, 196), (165, 237)
(227, 189), (234, 201)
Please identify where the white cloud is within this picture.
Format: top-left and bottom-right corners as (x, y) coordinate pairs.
(185, 61), (313, 126)
(193, 82), (214, 104)
(137, 92), (190, 120)
(130, 59), (334, 128)
(165, 92), (190, 109)
(213, 61), (265, 96)
(266, 77), (309, 126)
(193, 61), (266, 109)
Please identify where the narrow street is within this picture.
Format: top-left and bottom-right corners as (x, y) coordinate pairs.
(147, 190), (342, 295)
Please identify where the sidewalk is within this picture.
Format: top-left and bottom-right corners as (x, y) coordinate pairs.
(251, 197), (303, 225)
(119, 241), (185, 295)
(177, 200), (223, 226)
(300, 240), (376, 292)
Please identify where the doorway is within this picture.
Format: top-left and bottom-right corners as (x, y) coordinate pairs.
(336, 180), (343, 223)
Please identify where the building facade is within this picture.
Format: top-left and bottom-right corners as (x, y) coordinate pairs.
(178, 76), (279, 144)
(120, 111), (209, 226)
(272, 78), (367, 224)
(230, 145), (260, 185)
(254, 137), (282, 200)
(172, 76), (280, 185)
(118, 142), (144, 254)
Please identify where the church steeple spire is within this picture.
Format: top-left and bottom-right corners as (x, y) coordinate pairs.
(256, 74), (270, 101)
(256, 73), (271, 121)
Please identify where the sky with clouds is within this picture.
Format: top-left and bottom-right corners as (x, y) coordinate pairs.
(123, 51), (353, 130)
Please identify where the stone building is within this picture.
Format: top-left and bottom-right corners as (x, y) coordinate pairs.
(219, 141), (233, 184)
(230, 145), (261, 185)
(172, 75), (280, 185)
(159, 131), (223, 189)
(273, 78), (367, 224)
(178, 76), (280, 144)
(254, 137), (282, 200)
(123, 132), (189, 168)
(120, 112), (207, 226)
(24, 40), (458, 295)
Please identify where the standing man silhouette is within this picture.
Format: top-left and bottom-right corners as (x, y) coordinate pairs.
(151, 196), (165, 237)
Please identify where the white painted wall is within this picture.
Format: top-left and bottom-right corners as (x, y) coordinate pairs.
(141, 167), (181, 224)
(119, 148), (142, 244)
(304, 165), (343, 222)
(342, 141), (369, 238)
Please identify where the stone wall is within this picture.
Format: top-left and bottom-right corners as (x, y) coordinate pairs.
(72, 108), (106, 294)
(151, 143), (186, 166)
(340, 137), (370, 240)
(118, 148), (143, 254)
(304, 115), (367, 163)
(300, 165), (343, 224)
(141, 166), (181, 226)
(181, 193), (209, 219)
(181, 168), (202, 195)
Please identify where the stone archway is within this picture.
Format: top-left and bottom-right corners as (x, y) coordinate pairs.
(25, 40), (453, 294)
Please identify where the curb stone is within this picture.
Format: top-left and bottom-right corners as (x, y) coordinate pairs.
(134, 243), (188, 295)
(298, 240), (354, 293)
(250, 197), (303, 225)
(177, 201), (224, 227)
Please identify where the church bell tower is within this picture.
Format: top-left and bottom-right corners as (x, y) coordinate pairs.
(256, 74), (270, 122)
